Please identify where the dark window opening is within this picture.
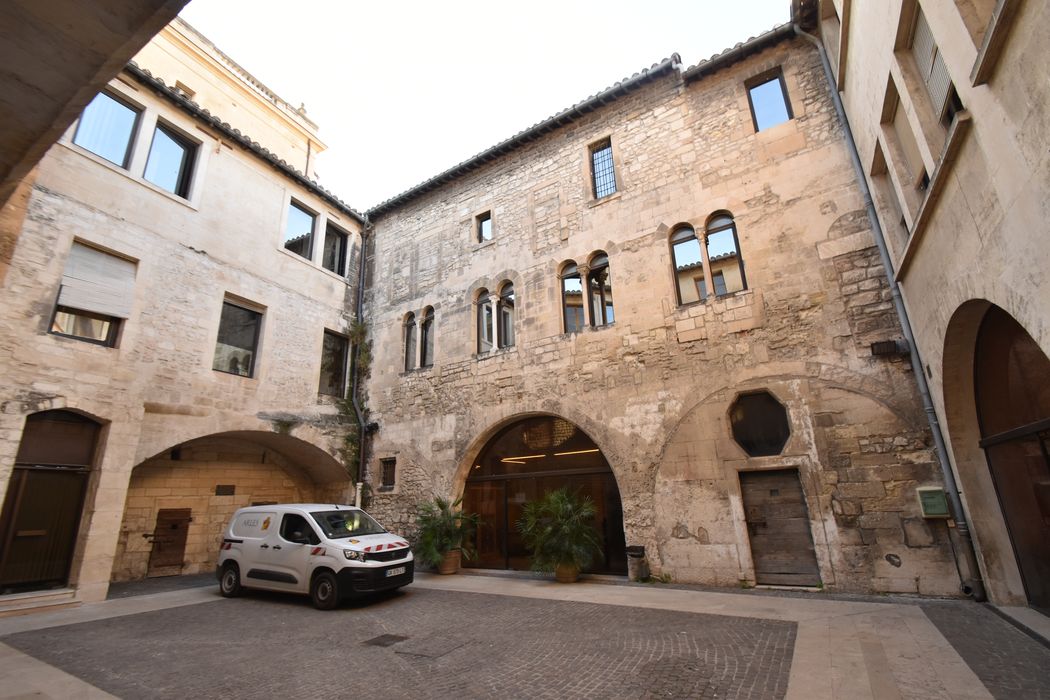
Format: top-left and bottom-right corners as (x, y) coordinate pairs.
(213, 301), (262, 377)
(214, 484), (235, 496)
(51, 306), (120, 347)
(420, 307), (435, 367)
(319, 330), (349, 397)
(730, 391), (791, 457)
(380, 458), (396, 489)
(404, 313), (417, 370)
(280, 513), (320, 545)
(322, 224), (348, 276)
(590, 139), (617, 199)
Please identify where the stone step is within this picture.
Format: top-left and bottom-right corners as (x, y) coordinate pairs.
(0, 589), (80, 618)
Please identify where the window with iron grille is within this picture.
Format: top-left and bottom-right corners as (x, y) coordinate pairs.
(590, 139), (617, 199)
(380, 458), (396, 489)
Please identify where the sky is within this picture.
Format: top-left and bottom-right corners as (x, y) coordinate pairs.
(178, 1), (791, 211)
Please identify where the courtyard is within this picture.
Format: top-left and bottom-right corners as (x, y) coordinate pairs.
(0, 573), (1046, 699)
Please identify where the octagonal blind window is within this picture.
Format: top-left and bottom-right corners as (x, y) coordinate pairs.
(730, 391), (790, 457)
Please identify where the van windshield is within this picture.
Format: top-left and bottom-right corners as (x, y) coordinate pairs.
(310, 510), (386, 538)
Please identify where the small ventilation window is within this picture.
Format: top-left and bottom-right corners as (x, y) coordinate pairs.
(730, 391), (790, 457)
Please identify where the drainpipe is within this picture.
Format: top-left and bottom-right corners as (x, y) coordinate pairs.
(793, 24), (985, 600)
(349, 222), (373, 494)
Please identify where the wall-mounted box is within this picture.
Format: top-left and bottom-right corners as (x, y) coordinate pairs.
(917, 486), (950, 518)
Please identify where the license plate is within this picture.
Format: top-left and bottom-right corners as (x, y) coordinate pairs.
(385, 566), (406, 577)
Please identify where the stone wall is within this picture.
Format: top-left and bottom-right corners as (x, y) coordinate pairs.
(363, 37), (961, 594)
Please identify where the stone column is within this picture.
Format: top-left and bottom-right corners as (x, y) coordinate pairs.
(576, 263), (591, 328)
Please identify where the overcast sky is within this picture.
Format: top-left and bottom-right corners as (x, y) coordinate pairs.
(178, 1), (790, 210)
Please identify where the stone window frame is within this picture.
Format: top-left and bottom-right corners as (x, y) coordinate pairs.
(585, 136), (623, 204)
(745, 67), (794, 132)
(559, 260), (585, 334)
(476, 211), (493, 244)
(420, 306), (435, 368)
(496, 281), (515, 349)
(702, 212), (748, 298)
(585, 251), (615, 328)
(474, 286), (495, 355)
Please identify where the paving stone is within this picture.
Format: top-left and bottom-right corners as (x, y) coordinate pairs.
(2, 587), (796, 700)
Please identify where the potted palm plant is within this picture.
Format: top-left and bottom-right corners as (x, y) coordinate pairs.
(517, 487), (602, 583)
(414, 496), (479, 574)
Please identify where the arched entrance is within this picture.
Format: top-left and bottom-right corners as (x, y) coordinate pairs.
(974, 306), (1050, 613)
(0, 410), (100, 593)
(463, 415), (627, 574)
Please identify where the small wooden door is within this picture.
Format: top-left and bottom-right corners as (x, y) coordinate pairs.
(740, 469), (821, 586)
(147, 508), (192, 577)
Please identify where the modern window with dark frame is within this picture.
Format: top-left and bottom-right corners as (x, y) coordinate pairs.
(321, 222), (349, 276)
(705, 213), (747, 295)
(143, 122), (196, 197)
(477, 212), (493, 243)
(51, 242), (136, 347)
(213, 300), (262, 377)
(746, 69), (793, 132)
(72, 91), (141, 168)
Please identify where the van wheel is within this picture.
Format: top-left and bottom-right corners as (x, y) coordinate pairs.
(311, 571), (340, 610)
(219, 563), (241, 598)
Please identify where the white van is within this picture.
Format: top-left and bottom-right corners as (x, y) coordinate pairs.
(216, 503), (413, 609)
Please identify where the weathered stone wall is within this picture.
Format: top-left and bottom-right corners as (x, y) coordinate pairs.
(826, 0), (1050, 604)
(364, 37), (960, 593)
(0, 71), (362, 600)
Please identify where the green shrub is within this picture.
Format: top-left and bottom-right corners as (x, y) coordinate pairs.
(414, 496), (479, 568)
(516, 487), (601, 573)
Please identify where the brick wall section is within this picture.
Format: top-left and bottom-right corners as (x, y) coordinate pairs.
(363, 38), (961, 594)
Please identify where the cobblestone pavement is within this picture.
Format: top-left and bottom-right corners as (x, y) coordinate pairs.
(921, 601), (1050, 700)
(4, 587), (796, 700)
(106, 573), (214, 599)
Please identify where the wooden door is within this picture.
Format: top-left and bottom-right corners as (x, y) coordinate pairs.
(740, 469), (821, 586)
(147, 508), (192, 577)
(0, 468), (88, 590)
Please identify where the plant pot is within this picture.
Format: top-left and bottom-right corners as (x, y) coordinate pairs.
(554, 563), (580, 583)
(437, 550), (461, 575)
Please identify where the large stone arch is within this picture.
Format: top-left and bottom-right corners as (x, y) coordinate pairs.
(942, 300), (1048, 606)
(111, 428), (351, 582)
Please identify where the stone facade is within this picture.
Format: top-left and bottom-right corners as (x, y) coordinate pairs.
(363, 35), (961, 594)
(0, 21), (364, 603)
(817, 0), (1050, 607)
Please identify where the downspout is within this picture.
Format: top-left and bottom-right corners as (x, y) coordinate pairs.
(349, 221), (373, 499)
(793, 24), (985, 600)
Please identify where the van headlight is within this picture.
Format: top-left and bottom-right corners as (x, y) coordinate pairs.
(343, 549), (366, 561)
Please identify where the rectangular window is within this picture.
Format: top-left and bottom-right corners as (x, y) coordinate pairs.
(72, 91), (141, 168)
(479, 300), (494, 353)
(143, 123), (196, 197)
(747, 70), (793, 131)
(380, 458), (396, 489)
(318, 330), (349, 397)
(284, 201), (315, 260)
(213, 300), (262, 377)
(590, 139), (617, 199)
(911, 8), (954, 120)
(321, 223), (348, 276)
(477, 212), (493, 243)
(51, 242), (136, 346)
(712, 271), (728, 297)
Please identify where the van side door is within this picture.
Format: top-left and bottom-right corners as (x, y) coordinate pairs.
(259, 512), (322, 593)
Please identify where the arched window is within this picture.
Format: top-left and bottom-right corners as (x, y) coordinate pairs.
(670, 225), (705, 304)
(420, 307), (435, 367)
(705, 213), (747, 296)
(497, 282), (515, 349)
(587, 253), (614, 327)
(560, 263), (584, 333)
(476, 288), (494, 353)
(403, 312), (416, 371)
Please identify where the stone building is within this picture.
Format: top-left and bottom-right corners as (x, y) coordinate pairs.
(0, 19), (364, 607)
(813, 0), (1050, 612)
(361, 23), (962, 595)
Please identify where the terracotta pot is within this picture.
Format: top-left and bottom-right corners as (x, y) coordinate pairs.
(437, 550), (461, 575)
(554, 563), (580, 583)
